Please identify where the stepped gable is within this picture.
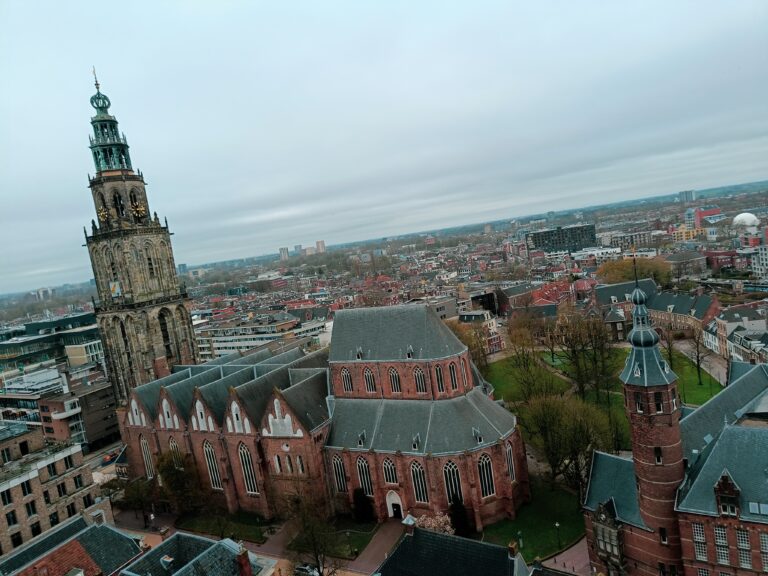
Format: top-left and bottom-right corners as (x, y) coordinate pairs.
(330, 304), (466, 361)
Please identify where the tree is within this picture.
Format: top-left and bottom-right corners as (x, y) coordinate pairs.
(122, 478), (156, 525)
(690, 325), (712, 388)
(352, 488), (375, 523)
(658, 321), (677, 372)
(582, 317), (619, 405)
(156, 452), (205, 515)
(556, 311), (590, 399)
(506, 324), (561, 402)
(285, 486), (345, 575)
(597, 258), (672, 287)
(448, 501), (473, 537)
(522, 396), (570, 485)
(447, 320), (489, 374)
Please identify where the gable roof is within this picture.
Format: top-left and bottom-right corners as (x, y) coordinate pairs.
(281, 369), (330, 431)
(595, 278), (657, 307)
(329, 305), (466, 362)
(376, 527), (525, 576)
(0, 517), (89, 575)
(584, 452), (647, 529)
(646, 292), (714, 320)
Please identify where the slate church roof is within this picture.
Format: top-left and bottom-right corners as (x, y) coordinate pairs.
(329, 305), (466, 362)
(375, 527), (528, 576)
(583, 452), (647, 529)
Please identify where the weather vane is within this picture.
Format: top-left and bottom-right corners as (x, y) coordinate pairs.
(92, 66), (100, 91)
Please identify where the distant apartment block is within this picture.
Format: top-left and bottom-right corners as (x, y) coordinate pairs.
(525, 223), (596, 253)
(316, 240), (326, 253)
(279, 247), (289, 261)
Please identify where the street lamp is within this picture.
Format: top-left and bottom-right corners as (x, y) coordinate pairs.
(555, 522), (561, 550)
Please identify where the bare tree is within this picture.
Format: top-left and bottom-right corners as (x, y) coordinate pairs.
(506, 324), (560, 402)
(285, 486), (345, 576)
(690, 324), (713, 387)
(658, 321), (677, 372)
(447, 320), (489, 374)
(583, 317), (619, 405)
(557, 311), (590, 399)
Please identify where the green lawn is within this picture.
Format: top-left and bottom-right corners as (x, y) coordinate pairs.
(486, 358), (570, 403)
(483, 476), (584, 561)
(665, 349), (721, 406)
(539, 348), (628, 392)
(585, 390), (631, 450)
(175, 510), (267, 543)
(288, 517), (378, 560)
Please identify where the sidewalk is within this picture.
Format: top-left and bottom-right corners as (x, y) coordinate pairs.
(345, 519), (404, 574)
(543, 537), (591, 576)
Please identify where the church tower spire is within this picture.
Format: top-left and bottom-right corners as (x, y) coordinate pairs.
(620, 278), (685, 575)
(83, 77), (198, 403)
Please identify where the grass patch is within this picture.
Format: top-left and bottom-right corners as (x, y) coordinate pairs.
(585, 390), (631, 450)
(486, 358), (570, 403)
(483, 476), (584, 560)
(540, 348), (628, 392)
(176, 510), (267, 543)
(664, 349), (721, 406)
(288, 517), (378, 560)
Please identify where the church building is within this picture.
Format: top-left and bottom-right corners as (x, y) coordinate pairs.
(584, 284), (768, 576)
(118, 304), (530, 529)
(82, 78), (197, 403)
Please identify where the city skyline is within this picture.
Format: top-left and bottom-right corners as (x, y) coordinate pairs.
(2, 1), (768, 293)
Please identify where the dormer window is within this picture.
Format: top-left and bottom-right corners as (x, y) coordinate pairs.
(412, 433), (421, 451)
(473, 427), (483, 445)
(357, 430), (366, 448)
(356, 347), (363, 360)
(611, 296), (618, 304)
(634, 363), (642, 378)
(406, 345), (413, 359)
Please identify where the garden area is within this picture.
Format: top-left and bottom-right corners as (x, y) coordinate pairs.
(175, 510), (269, 543)
(485, 357), (570, 403)
(483, 476), (584, 560)
(288, 516), (378, 560)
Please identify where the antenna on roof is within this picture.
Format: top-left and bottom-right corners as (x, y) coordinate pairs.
(92, 66), (100, 91)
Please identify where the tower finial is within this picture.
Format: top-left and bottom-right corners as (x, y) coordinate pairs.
(92, 66), (100, 91)
(632, 245), (638, 287)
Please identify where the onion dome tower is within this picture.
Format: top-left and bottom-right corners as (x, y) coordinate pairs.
(83, 72), (198, 403)
(619, 268), (685, 574)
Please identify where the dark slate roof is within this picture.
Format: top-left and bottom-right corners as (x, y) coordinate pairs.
(77, 524), (143, 576)
(604, 307), (625, 323)
(121, 534), (275, 576)
(664, 251), (706, 262)
(718, 306), (765, 323)
(329, 305), (466, 362)
(584, 452), (647, 529)
(646, 292), (714, 321)
(677, 425), (768, 520)
(680, 364), (768, 461)
(134, 369), (196, 419)
(595, 278), (656, 307)
(0, 517), (89, 575)
(326, 386), (516, 455)
(376, 527), (526, 576)
(619, 343), (677, 387)
(281, 370), (330, 431)
(501, 283), (534, 298)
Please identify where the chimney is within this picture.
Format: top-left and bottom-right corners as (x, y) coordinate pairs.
(402, 514), (417, 535)
(160, 555), (174, 571)
(236, 544), (253, 576)
(508, 540), (518, 559)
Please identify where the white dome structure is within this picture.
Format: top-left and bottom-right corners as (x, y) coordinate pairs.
(733, 212), (760, 227)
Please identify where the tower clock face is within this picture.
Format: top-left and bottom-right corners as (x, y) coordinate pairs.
(131, 203), (147, 217)
(97, 207), (109, 221)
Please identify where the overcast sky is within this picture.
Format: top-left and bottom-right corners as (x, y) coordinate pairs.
(1, 1), (767, 294)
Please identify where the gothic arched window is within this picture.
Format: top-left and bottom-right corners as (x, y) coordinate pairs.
(341, 368), (353, 393)
(443, 461), (462, 504)
(113, 191), (126, 217)
(449, 363), (458, 390)
(506, 442), (516, 481)
(389, 368), (401, 393)
(239, 444), (259, 494)
(414, 367), (427, 394)
(169, 437), (182, 470)
(357, 457), (373, 496)
(411, 461), (429, 503)
(383, 458), (397, 484)
(332, 454), (347, 493)
(364, 368), (376, 393)
(203, 440), (222, 490)
(435, 365), (445, 393)
(140, 435), (154, 479)
(478, 453), (495, 498)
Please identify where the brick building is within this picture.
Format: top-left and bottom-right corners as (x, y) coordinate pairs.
(583, 284), (768, 576)
(0, 420), (109, 555)
(118, 305), (530, 530)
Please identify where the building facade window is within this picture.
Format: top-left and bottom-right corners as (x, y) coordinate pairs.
(414, 368), (427, 394)
(21, 480), (31, 496)
(478, 453), (495, 498)
(693, 522), (707, 561)
(286, 455), (294, 474)
(460, 358), (468, 388)
(332, 455), (347, 493)
(341, 368), (353, 392)
(411, 461), (429, 503)
(389, 368), (401, 393)
(297, 455), (305, 475)
(140, 435), (154, 479)
(443, 461), (462, 504)
(169, 437), (183, 469)
(238, 443), (259, 495)
(383, 458), (397, 484)
(736, 528), (751, 569)
(449, 363), (458, 390)
(760, 532), (768, 571)
(6, 510), (18, 526)
(0, 489), (11, 506)
(274, 455), (282, 474)
(505, 442), (516, 481)
(435, 365), (445, 393)
(357, 457), (373, 496)
(364, 368), (376, 393)
(74, 475), (84, 489)
(715, 526), (730, 565)
(595, 523), (619, 556)
(203, 440), (223, 490)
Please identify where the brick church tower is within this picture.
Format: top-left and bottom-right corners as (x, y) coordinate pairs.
(618, 283), (685, 576)
(83, 75), (197, 403)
